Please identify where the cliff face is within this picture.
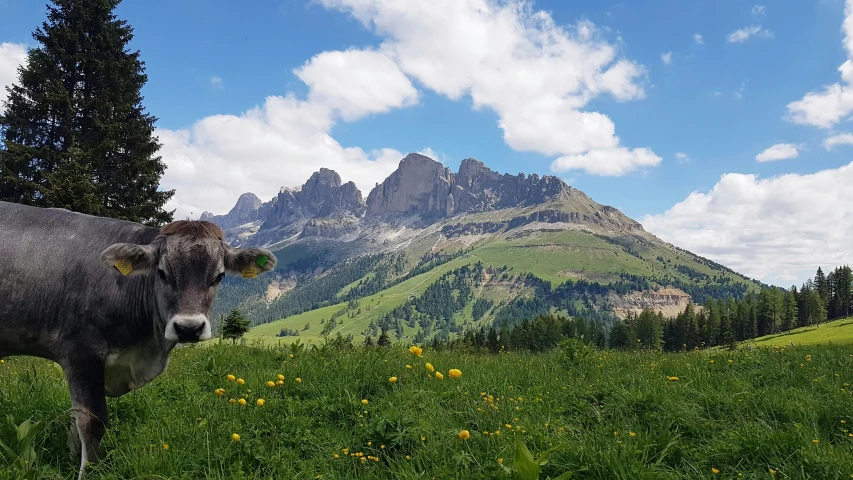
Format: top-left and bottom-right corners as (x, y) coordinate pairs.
(203, 152), (646, 245)
(364, 154), (584, 218)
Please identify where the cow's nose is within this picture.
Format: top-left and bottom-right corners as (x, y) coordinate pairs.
(173, 322), (205, 341)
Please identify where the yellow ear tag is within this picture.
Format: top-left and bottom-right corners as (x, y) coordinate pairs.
(241, 265), (258, 279)
(114, 259), (133, 276)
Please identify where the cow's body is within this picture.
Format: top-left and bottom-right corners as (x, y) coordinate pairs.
(0, 201), (275, 479)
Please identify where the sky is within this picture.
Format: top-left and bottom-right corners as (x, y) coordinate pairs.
(1, 0), (852, 287)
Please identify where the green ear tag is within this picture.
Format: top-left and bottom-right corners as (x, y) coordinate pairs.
(256, 255), (268, 268)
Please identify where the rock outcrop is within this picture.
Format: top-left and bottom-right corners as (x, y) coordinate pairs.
(203, 153), (646, 246)
(365, 153), (583, 218)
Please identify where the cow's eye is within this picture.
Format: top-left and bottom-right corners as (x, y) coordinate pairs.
(211, 272), (224, 287)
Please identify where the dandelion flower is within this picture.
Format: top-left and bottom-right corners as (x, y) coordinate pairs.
(389, 376), (398, 383)
(425, 363), (435, 373)
(806, 355), (812, 362)
(215, 388), (225, 396)
(497, 458), (503, 464)
(238, 398), (247, 406)
(458, 430), (470, 440)
(405, 455), (411, 460)
(227, 374), (236, 381)
(237, 378), (245, 385)
(435, 372), (444, 380)
(333, 453), (339, 459)
(231, 433), (240, 441)
(361, 399), (369, 405)
(448, 369), (462, 379)
(667, 376), (679, 381)
(256, 398), (265, 407)
(277, 380), (284, 385)
(289, 354), (294, 358)
(406, 364), (412, 369)
(295, 377), (302, 383)
(277, 374), (285, 381)
(409, 346), (423, 357)
(629, 432), (636, 437)
(712, 468), (719, 474)
(267, 381), (275, 387)
(163, 444), (169, 450)
(812, 439), (819, 444)
(228, 398), (236, 404)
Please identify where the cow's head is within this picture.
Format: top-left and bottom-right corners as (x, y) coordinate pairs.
(99, 221), (276, 343)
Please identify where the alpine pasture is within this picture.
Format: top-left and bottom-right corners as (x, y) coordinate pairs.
(1, 337), (853, 478)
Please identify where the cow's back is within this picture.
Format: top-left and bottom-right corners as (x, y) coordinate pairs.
(0, 201), (160, 360)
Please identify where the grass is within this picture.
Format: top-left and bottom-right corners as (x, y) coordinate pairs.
(746, 316), (853, 347)
(2, 342), (853, 478)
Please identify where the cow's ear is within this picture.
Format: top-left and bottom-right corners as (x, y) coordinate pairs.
(225, 246), (276, 279)
(101, 243), (157, 276)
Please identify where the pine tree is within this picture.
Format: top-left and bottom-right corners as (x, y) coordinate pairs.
(377, 328), (391, 348)
(221, 309), (250, 345)
(0, 0), (174, 226)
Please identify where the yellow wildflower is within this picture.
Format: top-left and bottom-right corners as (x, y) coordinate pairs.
(231, 433), (240, 441)
(361, 399), (369, 405)
(227, 374), (236, 382)
(806, 355), (812, 362)
(276, 380), (284, 385)
(425, 362), (435, 372)
(389, 376), (398, 383)
(409, 346), (423, 357)
(435, 372), (444, 380)
(228, 398), (236, 404)
(238, 398), (247, 406)
(458, 430), (470, 440)
(712, 468), (719, 474)
(163, 444), (169, 450)
(812, 439), (819, 444)
(289, 354), (294, 358)
(448, 369), (462, 379)
(256, 398), (265, 407)
(497, 458), (503, 464)
(667, 376), (679, 381)
(277, 374), (285, 381)
(267, 381), (275, 387)
(629, 432), (636, 437)
(295, 377), (302, 383)
(237, 378), (245, 385)
(215, 388), (225, 396)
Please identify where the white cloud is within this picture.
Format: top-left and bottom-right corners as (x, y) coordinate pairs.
(661, 52), (672, 65)
(642, 162), (853, 285)
(551, 147), (661, 176)
(317, 0), (657, 177)
(210, 76), (223, 88)
(755, 143), (800, 162)
(693, 33), (703, 44)
(823, 132), (853, 149)
(159, 0), (659, 217)
(726, 25), (774, 43)
(294, 48), (419, 122)
(675, 152), (689, 163)
(785, 0), (853, 128)
(0, 42), (27, 105)
(752, 5), (766, 18)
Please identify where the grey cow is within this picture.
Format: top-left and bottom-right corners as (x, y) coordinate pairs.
(0, 201), (275, 478)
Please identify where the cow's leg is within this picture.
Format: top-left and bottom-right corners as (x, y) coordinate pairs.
(63, 358), (108, 480)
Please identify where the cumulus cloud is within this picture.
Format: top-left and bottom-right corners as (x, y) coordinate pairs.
(823, 132), (853, 149)
(693, 34), (703, 44)
(551, 147), (661, 176)
(0, 42), (27, 105)
(726, 25), (773, 43)
(154, 0), (658, 217)
(661, 52), (672, 65)
(317, 0), (657, 177)
(785, 0), (853, 128)
(642, 163), (853, 285)
(675, 152), (689, 163)
(755, 143), (800, 162)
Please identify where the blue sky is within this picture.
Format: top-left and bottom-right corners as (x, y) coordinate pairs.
(2, 0), (853, 285)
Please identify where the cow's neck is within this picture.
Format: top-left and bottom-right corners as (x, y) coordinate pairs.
(104, 275), (177, 397)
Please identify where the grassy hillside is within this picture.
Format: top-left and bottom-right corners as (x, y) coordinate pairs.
(746, 316), (853, 347)
(2, 343), (852, 478)
(235, 222), (760, 345)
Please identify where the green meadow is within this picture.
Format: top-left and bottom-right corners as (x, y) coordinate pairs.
(1, 341), (853, 479)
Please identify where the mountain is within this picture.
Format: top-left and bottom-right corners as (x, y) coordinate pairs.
(205, 153), (763, 344)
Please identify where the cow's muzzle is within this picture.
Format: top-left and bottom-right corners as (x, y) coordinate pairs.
(166, 314), (212, 342)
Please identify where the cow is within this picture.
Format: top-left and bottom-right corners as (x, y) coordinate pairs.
(0, 201), (276, 479)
